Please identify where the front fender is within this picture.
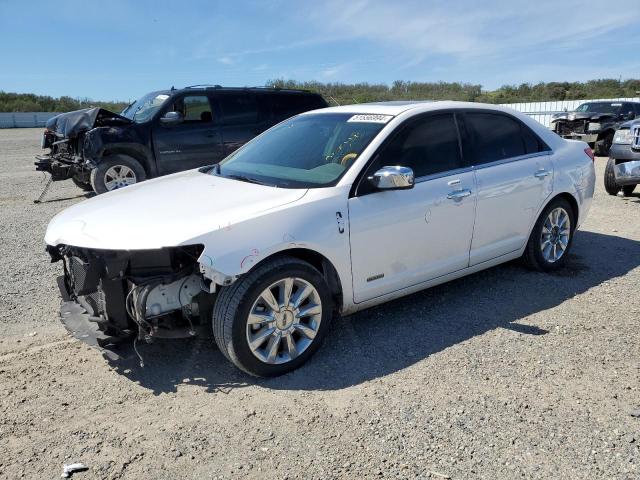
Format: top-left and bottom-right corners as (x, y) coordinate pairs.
(191, 187), (354, 308)
(83, 127), (155, 175)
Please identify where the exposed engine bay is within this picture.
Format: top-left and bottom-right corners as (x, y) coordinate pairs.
(48, 243), (214, 361)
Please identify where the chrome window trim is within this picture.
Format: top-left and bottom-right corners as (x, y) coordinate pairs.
(471, 151), (549, 171)
(414, 166), (473, 184)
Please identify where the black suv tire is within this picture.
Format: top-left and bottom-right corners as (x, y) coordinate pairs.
(595, 131), (614, 157)
(90, 154), (147, 194)
(212, 255), (333, 377)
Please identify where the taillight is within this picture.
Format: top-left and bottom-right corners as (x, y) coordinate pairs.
(584, 147), (595, 162)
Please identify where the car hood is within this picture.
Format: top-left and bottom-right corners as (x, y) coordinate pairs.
(46, 107), (132, 138)
(551, 111), (614, 123)
(45, 169), (308, 250)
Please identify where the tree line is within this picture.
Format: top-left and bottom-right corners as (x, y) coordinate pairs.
(1, 78), (639, 112)
(269, 78), (640, 106)
(0, 91), (128, 113)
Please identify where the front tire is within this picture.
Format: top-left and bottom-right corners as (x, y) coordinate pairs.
(523, 198), (576, 272)
(71, 176), (93, 192)
(604, 158), (620, 196)
(212, 256), (333, 377)
(595, 132), (613, 156)
(90, 155), (146, 194)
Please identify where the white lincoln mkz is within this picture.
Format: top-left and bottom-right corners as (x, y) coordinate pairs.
(46, 101), (596, 376)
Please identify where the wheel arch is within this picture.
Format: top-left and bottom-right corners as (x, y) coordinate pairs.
(240, 247), (344, 313)
(539, 191), (580, 231)
(99, 144), (155, 176)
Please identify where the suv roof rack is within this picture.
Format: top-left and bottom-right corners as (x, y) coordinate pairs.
(181, 84), (313, 93)
(184, 84), (223, 89)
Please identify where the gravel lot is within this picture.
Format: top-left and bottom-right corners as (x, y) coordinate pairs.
(0, 128), (639, 479)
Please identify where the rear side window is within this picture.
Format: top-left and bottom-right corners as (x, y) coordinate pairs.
(217, 94), (258, 126)
(464, 112), (546, 164)
(374, 113), (463, 178)
(269, 94), (325, 121)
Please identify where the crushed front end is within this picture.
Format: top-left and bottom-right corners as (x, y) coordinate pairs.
(48, 244), (214, 361)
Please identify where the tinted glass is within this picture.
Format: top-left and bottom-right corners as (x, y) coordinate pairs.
(269, 94), (325, 121)
(375, 113), (463, 177)
(214, 113), (386, 188)
(218, 94), (258, 125)
(465, 113), (526, 164)
(182, 96), (213, 123)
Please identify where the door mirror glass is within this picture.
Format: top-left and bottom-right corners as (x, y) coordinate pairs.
(369, 166), (415, 190)
(160, 111), (184, 125)
(624, 111), (636, 121)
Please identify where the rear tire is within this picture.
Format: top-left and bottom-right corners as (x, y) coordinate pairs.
(90, 155), (146, 194)
(604, 158), (620, 196)
(212, 256), (333, 377)
(622, 185), (636, 197)
(523, 198), (576, 272)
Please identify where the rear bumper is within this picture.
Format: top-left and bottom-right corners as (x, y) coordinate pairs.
(614, 160), (640, 186)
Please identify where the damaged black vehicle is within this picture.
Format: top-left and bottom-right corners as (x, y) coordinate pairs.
(35, 86), (327, 195)
(551, 101), (640, 156)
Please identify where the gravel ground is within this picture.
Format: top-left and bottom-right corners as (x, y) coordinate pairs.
(0, 128), (638, 479)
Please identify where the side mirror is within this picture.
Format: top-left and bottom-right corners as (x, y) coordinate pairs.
(160, 111), (184, 125)
(624, 111), (636, 121)
(369, 166), (415, 190)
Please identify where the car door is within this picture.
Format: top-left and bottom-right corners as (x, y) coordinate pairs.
(152, 94), (223, 175)
(216, 92), (266, 157)
(348, 112), (477, 303)
(462, 111), (553, 266)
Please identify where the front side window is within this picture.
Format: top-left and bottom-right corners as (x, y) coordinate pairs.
(464, 113), (527, 164)
(213, 113), (388, 188)
(372, 113), (463, 178)
(182, 95), (213, 123)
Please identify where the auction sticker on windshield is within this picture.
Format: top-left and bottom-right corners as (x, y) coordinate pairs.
(347, 114), (393, 123)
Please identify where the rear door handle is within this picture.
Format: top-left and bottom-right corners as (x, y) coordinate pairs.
(534, 169), (550, 178)
(447, 189), (472, 200)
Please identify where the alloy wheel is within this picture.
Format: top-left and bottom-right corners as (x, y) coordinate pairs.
(246, 277), (322, 365)
(104, 165), (137, 191)
(540, 207), (571, 263)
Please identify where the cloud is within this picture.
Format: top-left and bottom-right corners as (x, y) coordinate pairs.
(305, 0), (640, 64)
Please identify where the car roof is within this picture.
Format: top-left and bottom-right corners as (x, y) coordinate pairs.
(302, 100), (523, 116)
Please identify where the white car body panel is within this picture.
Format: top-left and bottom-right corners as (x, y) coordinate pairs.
(349, 169), (476, 303)
(45, 101), (596, 316)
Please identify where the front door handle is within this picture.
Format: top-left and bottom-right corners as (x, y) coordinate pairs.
(447, 189), (472, 200)
(534, 169), (550, 179)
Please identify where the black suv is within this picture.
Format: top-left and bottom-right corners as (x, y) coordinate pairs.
(550, 101), (640, 156)
(36, 86), (327, 193)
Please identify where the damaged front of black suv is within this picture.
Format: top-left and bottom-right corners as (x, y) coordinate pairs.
(48, 243), (215, 361)
(551, 101), (639, 156)
(35, 107), (140, 192)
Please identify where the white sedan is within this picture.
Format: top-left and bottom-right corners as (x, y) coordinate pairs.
(45, 101), (596, 376)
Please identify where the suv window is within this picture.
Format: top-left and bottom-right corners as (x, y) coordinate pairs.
(269, 94), (324, 122)
(183, 95), (213, 123)
(465, 112), (546, 164)
(374, 113), (463, 178)
(217, 93), (258, 125)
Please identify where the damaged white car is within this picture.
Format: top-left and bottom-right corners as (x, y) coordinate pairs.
(46, 101), (595, 376)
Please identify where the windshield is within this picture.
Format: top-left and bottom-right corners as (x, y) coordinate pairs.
(575, 102), (622, 114)
(213, 113), (390, 188)
(121, 92), (170, 123)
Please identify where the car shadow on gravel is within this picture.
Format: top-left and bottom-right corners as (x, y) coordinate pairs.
(111, 230), (640, 394)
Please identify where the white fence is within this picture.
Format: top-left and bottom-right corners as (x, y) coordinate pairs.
(499, 98), (640, 128)
(0, 112), (58, 128)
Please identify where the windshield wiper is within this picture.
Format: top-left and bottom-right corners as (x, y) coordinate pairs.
(225, 173), (270, 186)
